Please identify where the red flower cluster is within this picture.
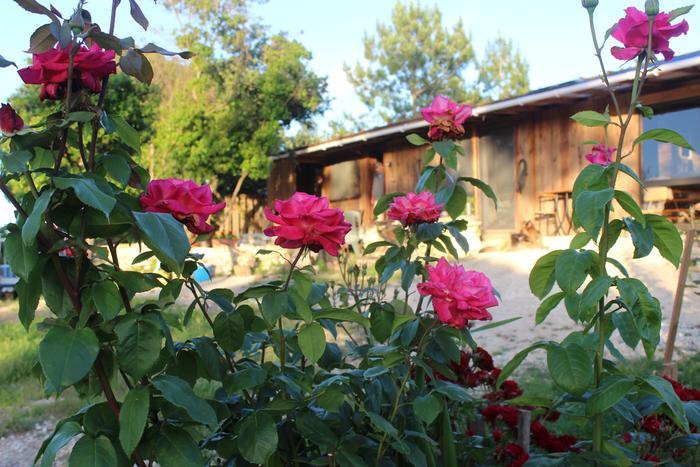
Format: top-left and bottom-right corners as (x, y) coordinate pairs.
(386, 191), (442, 226)
(665, 376), (700, 401)
(18, 44), (117, 100)
(500, 443), (529, 467)
(0, 103), (24, 134)
(140, 179), (226, 234)
(263, 192), (352, 256)
(641, 415), (662, 434)
(531, 421), (578, 453)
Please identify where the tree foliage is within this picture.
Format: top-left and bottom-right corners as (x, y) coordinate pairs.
(156, 0), (328, 193)
(478, 35), (530, 101)
(344, 1), (530, 122)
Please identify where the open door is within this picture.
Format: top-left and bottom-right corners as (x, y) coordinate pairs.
(479, 127), (515, 230)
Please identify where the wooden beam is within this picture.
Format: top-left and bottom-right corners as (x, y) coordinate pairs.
(663, 229), (695, 366)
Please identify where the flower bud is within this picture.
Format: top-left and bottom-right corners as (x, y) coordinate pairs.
(581, 0), (598, 10)
(0, 103), (24, 135)
(645, 0), (659, 16)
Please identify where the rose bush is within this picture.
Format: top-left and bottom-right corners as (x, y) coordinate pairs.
(1, 0), (698, 466)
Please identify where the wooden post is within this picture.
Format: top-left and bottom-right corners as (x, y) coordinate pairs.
(663, 229), (695, 368)
(517, 409), (531, 453)
(663, 362), (678, 380)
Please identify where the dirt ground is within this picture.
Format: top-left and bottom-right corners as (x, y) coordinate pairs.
(1, 234), (697, 466)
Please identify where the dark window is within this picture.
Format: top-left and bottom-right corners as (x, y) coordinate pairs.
(328, 160), (360, 201)
(642, 107), (700, 185)
(479, 128), (515, 230)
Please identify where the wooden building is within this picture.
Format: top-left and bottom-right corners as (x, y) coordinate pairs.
(268, 52), (700, 235)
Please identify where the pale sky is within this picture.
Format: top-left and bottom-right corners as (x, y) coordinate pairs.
(1, 0), (698, 224)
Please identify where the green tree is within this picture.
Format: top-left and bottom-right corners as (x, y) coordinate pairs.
(344, 1), (476, 121)
(478, 35), (530, 101)
(157, 0), (327, 199)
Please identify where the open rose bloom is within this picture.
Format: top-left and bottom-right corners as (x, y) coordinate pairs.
(611, 7), (689, 61)
(18, 44), (117, 100)
(140, 179), (225, 234)
(387, 191), (443, 226)
(584, 144), (616, 166)
(417, 257), (498, 328)
(421, 95), (472, 141)
(264, 192), (352, 256)
(0, 103), (24, 134)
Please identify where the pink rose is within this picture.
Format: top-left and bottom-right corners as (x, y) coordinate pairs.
(417, 257), (498, 328)
(584, 144), (616, 166)
(263, 192), (352, 256)
(139, 179), (225, 234)
(386, 191), (443, 226)
(18, 44), (117, 100)
(421, 95), (472, 141)
(0, 103), (24, 134)
(611, 7), (689, 61)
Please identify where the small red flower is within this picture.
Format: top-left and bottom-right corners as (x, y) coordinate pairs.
(386, 191), (443, 226)
(473, 347), (495, 371)
(0, 103), (24, 134)
(263, 192), (352, 256)
(421, 95), (472, 141)
(641, 453), (661, 463)
(611, 6), (689, 61)
(18, 45), (117, 100)
(502, 443), (529, 467)
(140, 179), (225, 234)
(641, 415), (662, 434)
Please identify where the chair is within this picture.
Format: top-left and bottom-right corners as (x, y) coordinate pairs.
(535, 194), (557, 235)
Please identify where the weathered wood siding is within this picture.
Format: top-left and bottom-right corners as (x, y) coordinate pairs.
(267, 156), (297, 206)
(321, 157), (376, 226)
(384, 146), (425, 194)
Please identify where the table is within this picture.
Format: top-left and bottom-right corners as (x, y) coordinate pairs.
(539, 190), (573, 235)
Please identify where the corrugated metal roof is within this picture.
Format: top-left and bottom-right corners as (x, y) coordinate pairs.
(279, 50), (700, 160)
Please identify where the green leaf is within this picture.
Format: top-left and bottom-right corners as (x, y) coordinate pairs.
(22, 189), (53, 246)
(133, 212), (189, 273)
(618, 163), (645, 188)
(224, 367), (267, 393)
(114, 313), (163, 379)
(119, 48), (153, 85)
(110, 270), (160, 292)
(4, 230), (39, 281)
(54, 177), (116, 217)
(432, 140), (456, 158)
(406, 133), (429, 146)
(0, 54), (16, 67)
(574, 188), (614, 241)
(152, 375), (218, 428)
(298, 322), (326, 363)
(612, 311), (640, 348)
(623, 217), (654, 258)
(433, 380), (472, 401)
(111, 114), (141, 153)
(213, 311), (245, 352)
(101, 153), (131, 186)
(645, 214), (683, 267)
(607, 257), (629, 277)
(91, 281), (123, 320)
(535, 292), (566, 325)
(38, 420), (82, 467)
(416, 167), (436, 192)
(573, 164), (608, 203)
(367, 411), (399, 439)
(17, 273), (41, 330)
(471, 316), (521, 333)
(238, 412), (278, 464)
(668, 5), (694, 21)
(374, 192), (403, 217)
(581, 276), (613, 310)
(295, 412), (338, 450)
(459, 177), (497, 208)
(314, 307), (370, 327)
(154, 426), (206, 467)
(636, 104), (654, 119)
(119, 387), (149, 455)
(529, 250), (563, 299)
(414, 393), (441, 424)
(66, 111), (95, 123)
(614, 190), (645, 226)
(569, 231), (591, 249)
(138, 43), (193, 59)
(641, 375), (690, 432)
(68, 435), (117, 467)
(289, 288), (312, 322)
(363, 241), (394, 255)
(496, 341), (549, 387)
(416, 222), (443, 242)
(39, 326), (99, 389)
(445, 184), (467, 219)
(555, 249), (593, 294)
(261, 291), (288, 323)
(587, 376), (636, 416)
(0, 150), (32, 173)
(369, 303), (394, 342)
(634, 128), (694, 151)
(546, 343), (594, 395)
(571, 110), (611, 127)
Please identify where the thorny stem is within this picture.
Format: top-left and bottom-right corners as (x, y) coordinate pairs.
(279, 247), (306, 374)
(374, 320), (437, 466)
(588, 12), (653, 456)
